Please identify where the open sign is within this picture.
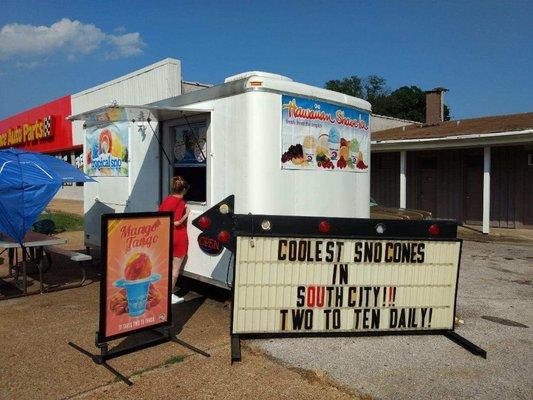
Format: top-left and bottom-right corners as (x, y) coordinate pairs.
(197, 233), (222, 255)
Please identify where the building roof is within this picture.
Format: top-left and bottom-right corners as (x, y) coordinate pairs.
(372, 112), (533, 142)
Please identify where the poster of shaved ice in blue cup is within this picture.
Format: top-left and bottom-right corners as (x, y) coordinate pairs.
(100, 213), (173, 341)
(281, 95), (370, 172)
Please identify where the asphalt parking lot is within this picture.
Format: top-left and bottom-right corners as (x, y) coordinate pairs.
(257, 240), (533, 399)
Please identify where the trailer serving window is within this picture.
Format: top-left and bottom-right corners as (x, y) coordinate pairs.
(173, 122), (207, 203)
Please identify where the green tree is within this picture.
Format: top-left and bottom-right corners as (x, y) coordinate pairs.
(325, 76), (451, 122)
(443, 104), (450, 121)
(375, 86), (426, 122)
(325, 76), (363, 98)
(363, 75), (389, 105)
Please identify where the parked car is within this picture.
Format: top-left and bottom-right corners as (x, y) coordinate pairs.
(370, 197), (432, 220)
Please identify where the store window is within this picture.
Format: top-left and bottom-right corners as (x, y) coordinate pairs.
(172, 122), (207, 203)
(52, 150), (85, 187)
(74, 149), (84, 186)
(55, 153), (72, 187)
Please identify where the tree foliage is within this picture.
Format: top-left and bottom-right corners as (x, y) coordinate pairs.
(325, 75), (450, 123)
(324, 76), (363, 98)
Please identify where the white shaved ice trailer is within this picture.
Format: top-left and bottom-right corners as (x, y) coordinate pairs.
(70, 71), (372, 288)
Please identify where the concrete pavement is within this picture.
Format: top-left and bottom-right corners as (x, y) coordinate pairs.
(0, 230), (359, 400)
(257, 240), (533, 399)
(1, 226), (531, 399)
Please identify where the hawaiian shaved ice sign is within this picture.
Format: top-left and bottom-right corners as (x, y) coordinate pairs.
(281, 95), (370, 172)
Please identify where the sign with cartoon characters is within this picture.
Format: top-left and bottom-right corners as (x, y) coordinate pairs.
(281, 95), (370, 172)
(99, 212), (173, 342)
(85, 121), (129, 176)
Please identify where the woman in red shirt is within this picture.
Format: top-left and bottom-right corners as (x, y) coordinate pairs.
(159, 176), (190, 304)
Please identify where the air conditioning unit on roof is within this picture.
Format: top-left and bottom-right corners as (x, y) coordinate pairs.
(224, 71), (293, 83)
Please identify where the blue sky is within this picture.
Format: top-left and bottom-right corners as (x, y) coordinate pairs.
(1, 0), (532, 120)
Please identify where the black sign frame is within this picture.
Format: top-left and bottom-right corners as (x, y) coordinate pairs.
(192, 196), (487, 362)
(231, 235), (462, 332)
(98, 212), (174, 344)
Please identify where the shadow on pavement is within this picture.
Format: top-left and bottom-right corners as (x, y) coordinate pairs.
(109, 276), (228, 354)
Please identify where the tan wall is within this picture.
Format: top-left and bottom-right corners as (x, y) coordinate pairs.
(54, 184), (83, 201)
(371, 114), (418, 132)
(182, 81), (211, 93)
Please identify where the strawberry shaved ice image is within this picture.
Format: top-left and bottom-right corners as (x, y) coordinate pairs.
(124, 252), (152, 281)
(111, 252), (161, 317)
(99, 129), (113, 155)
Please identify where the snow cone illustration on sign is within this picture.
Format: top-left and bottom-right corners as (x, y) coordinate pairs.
(328, 128), (340, 161)
(281, 95), (369, 172)
(302, 135), (316, 164)
(104, 215), (171, 339)
(110, 253), (161, 317)
(85, 121), (129, 177)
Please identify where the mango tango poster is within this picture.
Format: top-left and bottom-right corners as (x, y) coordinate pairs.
(104, 215), (171, 339)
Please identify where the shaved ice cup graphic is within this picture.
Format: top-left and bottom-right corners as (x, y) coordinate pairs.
(328, 128), (341, 161)
(349, 139), (360, 164)
(113, 274), (161, 317)
(302, 135), (316, 165)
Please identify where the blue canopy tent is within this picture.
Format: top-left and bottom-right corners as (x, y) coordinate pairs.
(0, 148), (94, 243)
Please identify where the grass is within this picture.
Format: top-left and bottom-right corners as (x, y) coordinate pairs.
(163, 355), (185, 366)
(127, 355), (185, 380)
(38, 210), (84, 232)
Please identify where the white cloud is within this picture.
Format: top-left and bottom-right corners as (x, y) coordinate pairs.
(107, 32), (146, 59)
(0, 18), (145, 61)
(15, 60), (41, 69)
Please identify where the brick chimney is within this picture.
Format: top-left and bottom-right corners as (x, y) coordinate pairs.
(425, 87), (448, 124)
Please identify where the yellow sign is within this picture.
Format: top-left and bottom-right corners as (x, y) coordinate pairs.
(0, 116), (52, 147)
(232, 237), (461, 334)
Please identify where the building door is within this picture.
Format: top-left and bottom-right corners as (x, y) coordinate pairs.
(371, 152), (400, 207)
(522, 150), (533, 227)
(418, 156), (437, 214)
(463, 153), (483, 225)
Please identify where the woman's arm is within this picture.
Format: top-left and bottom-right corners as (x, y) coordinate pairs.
(173, 205), (190, 227)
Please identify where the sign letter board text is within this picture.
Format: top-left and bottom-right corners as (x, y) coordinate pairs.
(232, 237), (461, 334)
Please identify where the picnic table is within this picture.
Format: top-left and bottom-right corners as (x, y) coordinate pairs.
(0, 231), (67, 294)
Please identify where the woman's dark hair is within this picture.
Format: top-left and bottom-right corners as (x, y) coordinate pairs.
(172, 176), (190, 195)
